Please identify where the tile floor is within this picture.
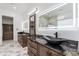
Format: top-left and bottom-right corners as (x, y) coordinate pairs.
(0, 40), (28, 56)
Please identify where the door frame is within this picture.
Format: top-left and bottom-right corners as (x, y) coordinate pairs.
(2, 15), (14, 41)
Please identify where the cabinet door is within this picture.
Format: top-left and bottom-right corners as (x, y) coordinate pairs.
(27, 39), (38, 56)
(47, 49), (62, 56)
(38, 45), (48, 56)
(28, 44), (35, 56)
(30, 41), (38, 49)
(28, 50), (35, 56)
(28, 43), (37, 56)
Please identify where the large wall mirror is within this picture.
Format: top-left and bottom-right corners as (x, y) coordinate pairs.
(38, 3), (74, 29)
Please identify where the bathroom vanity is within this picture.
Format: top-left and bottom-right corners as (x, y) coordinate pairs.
(27, 35), (78, 56)
(27, 38), (63, 56)
(18, 32), (29, 47)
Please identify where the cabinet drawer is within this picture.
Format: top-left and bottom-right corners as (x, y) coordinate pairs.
(38, 45), (48, 56)
(28, 44), (37, 55)
(28, 50), (35, 56)
(47, 50), (62, 56)
(27, 39), (31, 44)
(30, 41), (37, 49)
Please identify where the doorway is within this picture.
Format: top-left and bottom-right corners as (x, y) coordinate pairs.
(2, 16), (13, 41)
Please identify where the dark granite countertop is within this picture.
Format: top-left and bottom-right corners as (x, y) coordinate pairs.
(36, 37), (64, 54)
(36, 35), (78, 53)
(18, 32), (29, 34)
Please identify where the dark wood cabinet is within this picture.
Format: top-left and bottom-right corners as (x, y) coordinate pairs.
(27, 39), (63, 56)
(18, 33), (29, 47)
(27, 39), (38, 56)
(29, 14), (36, 40)
(38, 44), (48, 56)
(47, 49), (61, 56)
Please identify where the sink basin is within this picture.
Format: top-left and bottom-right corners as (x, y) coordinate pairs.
(43, 36), (67, 45)
(46, 40), (67, 45)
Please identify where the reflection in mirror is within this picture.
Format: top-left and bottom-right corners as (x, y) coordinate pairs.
(39, 3), (73, 28)
(39, 15), (57, 27)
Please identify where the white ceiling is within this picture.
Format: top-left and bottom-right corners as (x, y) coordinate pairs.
(0, 3), (59, 15)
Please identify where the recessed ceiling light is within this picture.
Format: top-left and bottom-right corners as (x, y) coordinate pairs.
(13, 7), (16, 10)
